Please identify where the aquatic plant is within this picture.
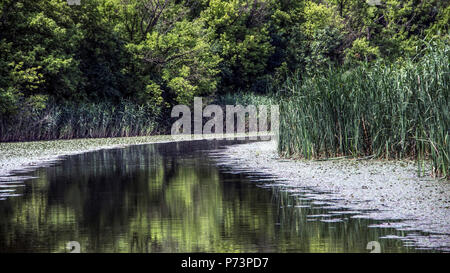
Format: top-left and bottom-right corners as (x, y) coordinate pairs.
(0, 100), (161, 142)
(277, 41), (449, 178)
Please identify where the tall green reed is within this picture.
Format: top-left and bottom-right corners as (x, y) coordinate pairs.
(278, 41), (449, 178)
(0, 100), (161, 142)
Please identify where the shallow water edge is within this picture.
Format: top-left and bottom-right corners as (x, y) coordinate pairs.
(212, 141), (450, 251)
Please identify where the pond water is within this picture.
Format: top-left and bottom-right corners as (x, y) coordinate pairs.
(0, 139), (435, 253)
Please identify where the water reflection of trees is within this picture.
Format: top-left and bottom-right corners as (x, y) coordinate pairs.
(0, 141), (417, 253)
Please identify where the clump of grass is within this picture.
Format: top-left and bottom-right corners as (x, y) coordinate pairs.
(0, 100), (162, 142)
(278, 41), (449, 178)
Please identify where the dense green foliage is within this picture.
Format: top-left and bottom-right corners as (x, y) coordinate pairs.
(1, 0), (447, 114)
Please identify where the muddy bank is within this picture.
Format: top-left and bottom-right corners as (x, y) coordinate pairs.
(213, 140), (450, 252)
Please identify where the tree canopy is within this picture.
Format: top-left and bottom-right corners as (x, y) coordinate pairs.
(0, 0), (448, 116)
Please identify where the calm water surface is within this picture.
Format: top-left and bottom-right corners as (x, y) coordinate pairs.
(0, 140), (433, 252)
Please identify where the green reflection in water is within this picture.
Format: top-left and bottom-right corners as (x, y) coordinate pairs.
(0, 140), (428, 253)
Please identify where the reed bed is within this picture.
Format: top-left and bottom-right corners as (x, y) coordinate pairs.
(278, 43), (449, 178)
(0, 100), (161, 142)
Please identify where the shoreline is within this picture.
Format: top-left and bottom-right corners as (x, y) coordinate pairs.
(0, 136), (170, 178)
(213, 140), (450, 252)
(0, 134), (269, 178)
